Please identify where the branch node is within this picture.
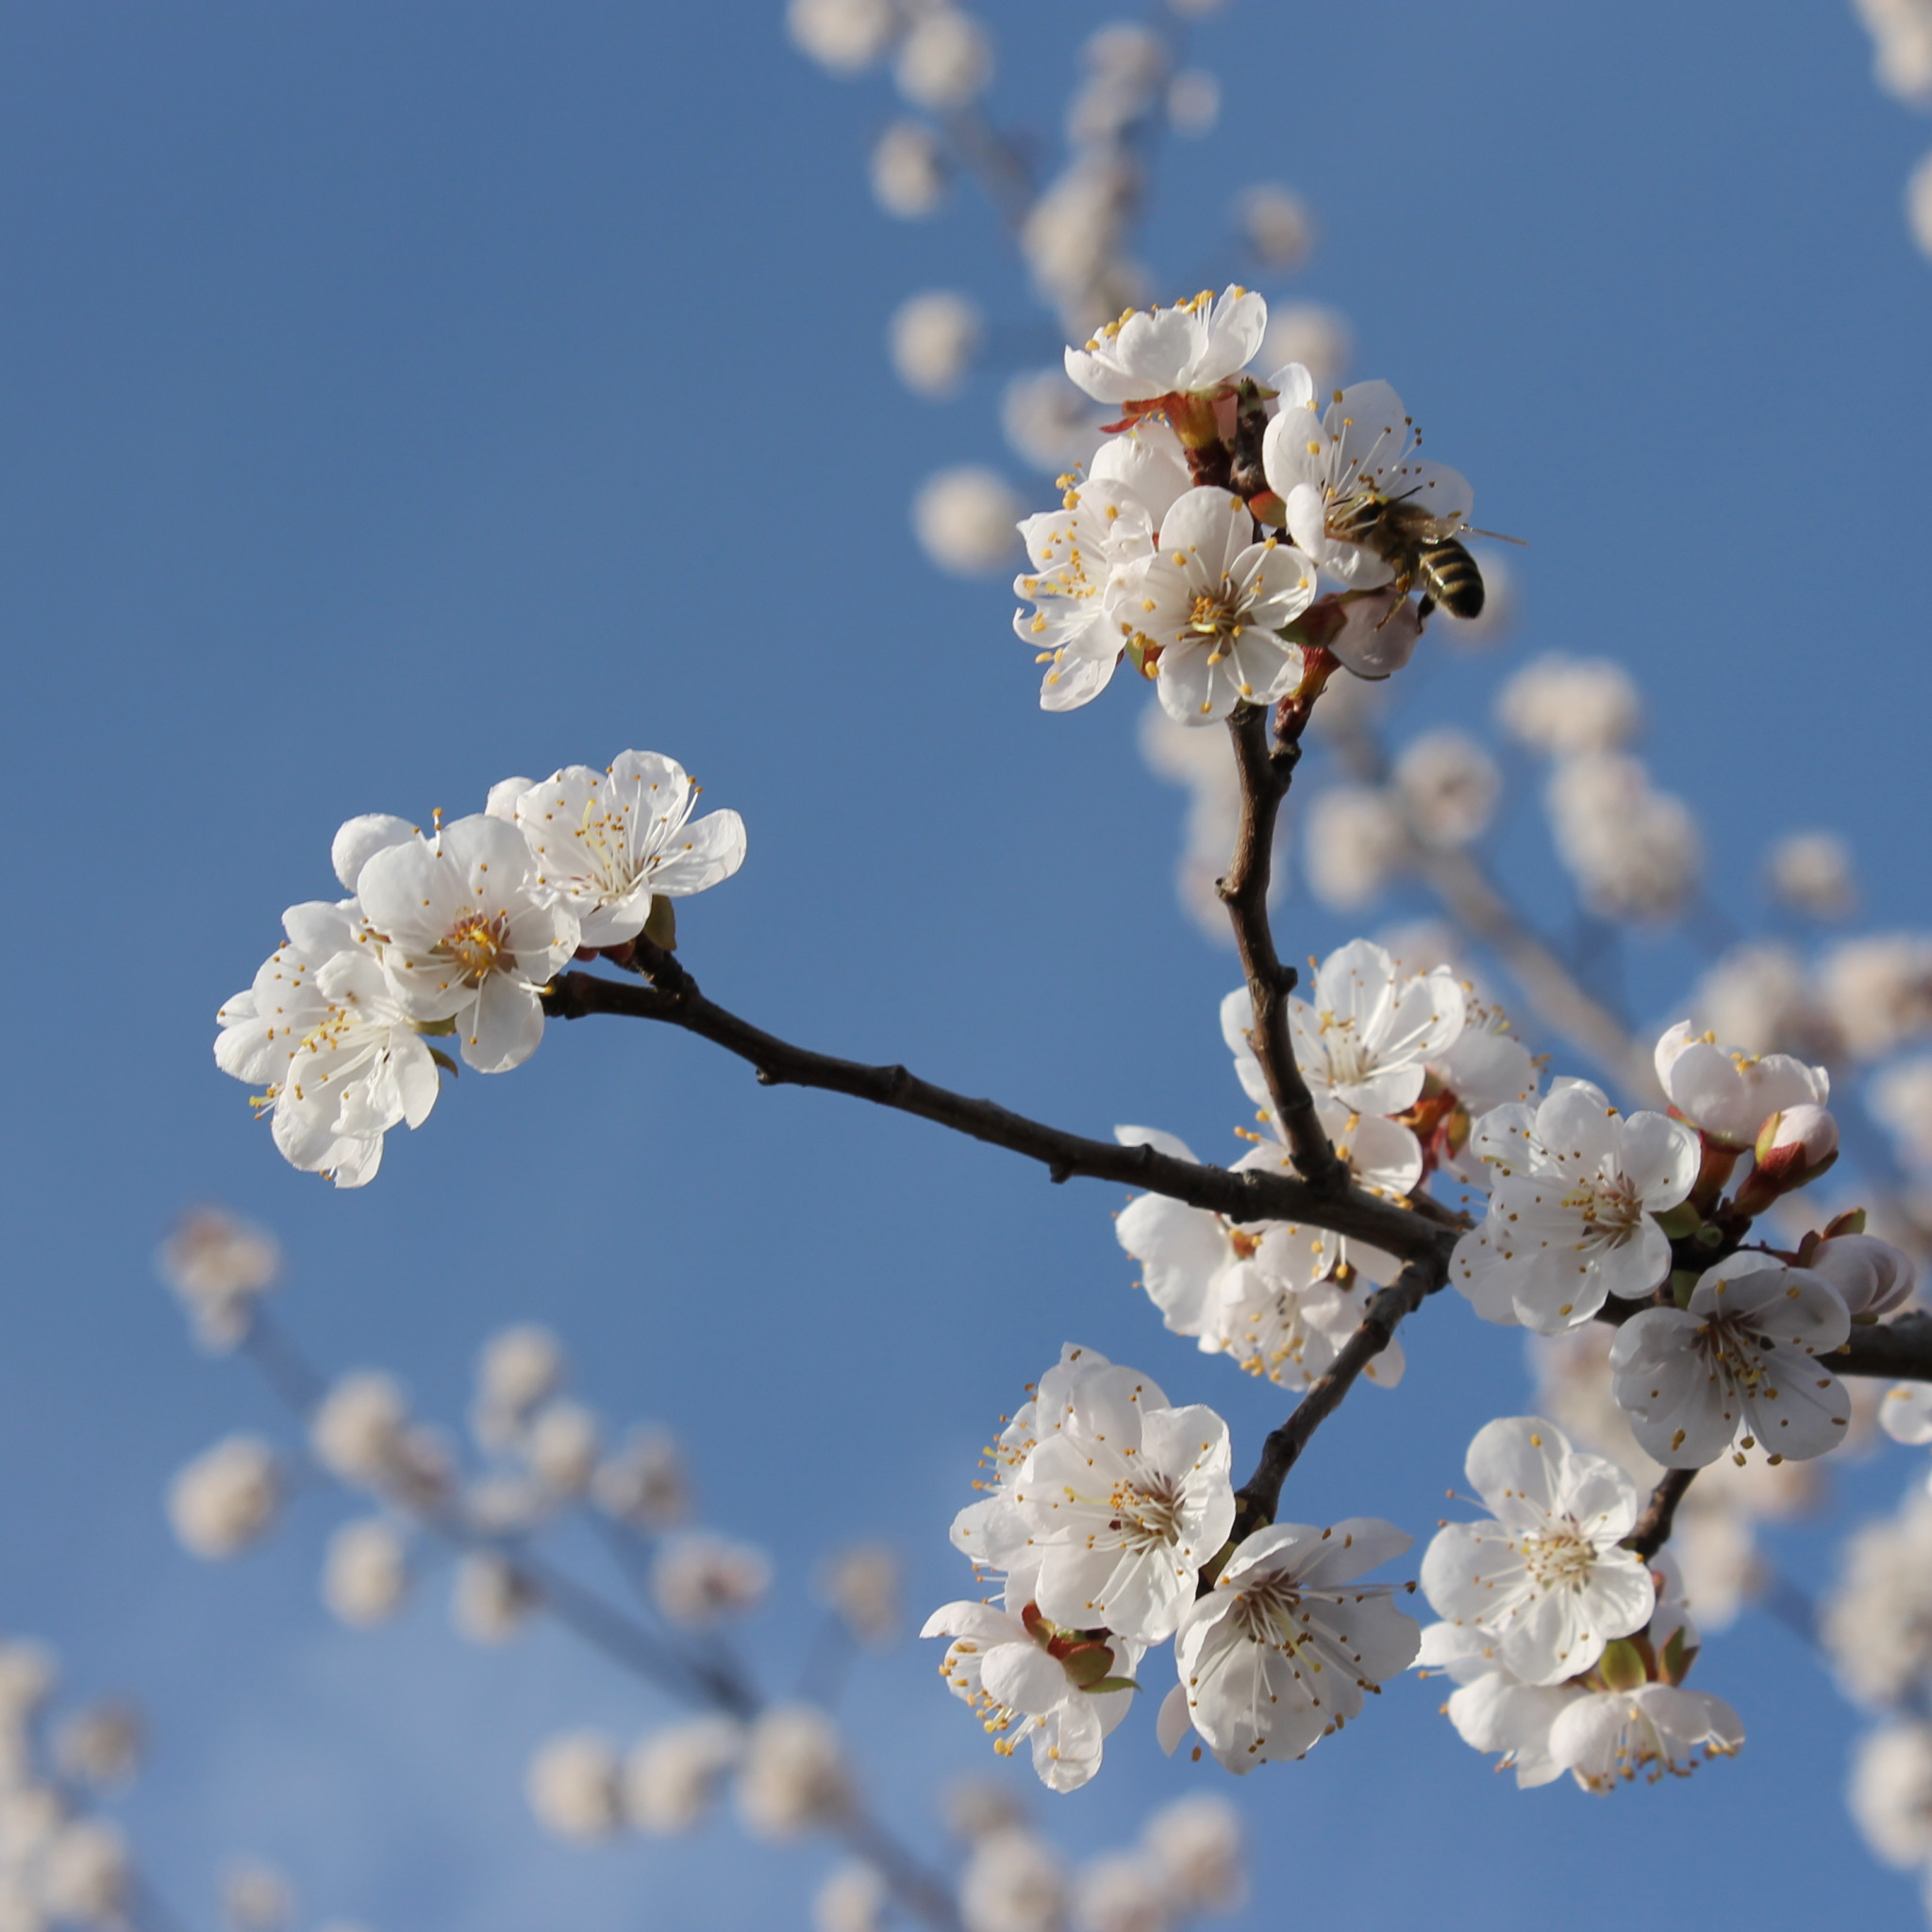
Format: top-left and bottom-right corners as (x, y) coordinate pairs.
(1047, 1161), (1073, 1185)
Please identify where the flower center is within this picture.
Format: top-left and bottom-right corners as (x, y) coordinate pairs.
(1563, 1174), (1645, 1245)
(1519, 1525), (1595, 1591)
(1108, 1475), (1183, 1549)
(443, 912), (509, 980)
(1185, 589), (1246, 657)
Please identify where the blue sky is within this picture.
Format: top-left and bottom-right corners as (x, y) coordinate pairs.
(3, 3), (1931, 1927)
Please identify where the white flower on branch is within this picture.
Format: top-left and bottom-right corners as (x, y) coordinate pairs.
(1420, 1417), (1654, 1687)
(51, 1702), (142, 1790)
(592, 1425), (689, 1528)
(1451, 1078), (1695, 1333)
(168, 1437), (281, 1558)
(0, 1642), (56, 1726)
(1807, 1234), (1917, 1322)
(322, 1519), (410, 1628)
(1391, 728), (1501, 848)
(1546, 1676), (1743, 1791)
(1001, 369), (1108, 473)
(1063, 286), (1266, 409)
(355, 813), (578, 1074)
(870, 120), (946, 219)
(157, 1208), (279, 1351)
(311, 1372), (410, 1488)
(1257, 304), (1350, 394)
(1141, 1793), (1244, 1913)
(786, 0), (897, 75)
(1653, 1019), (1829, 1149)
(472, 1324), (564, 1445)
(652, 1534), (772, 1627)
(222, 1859), (294, 1932)
(1260, 373), (1474, 591)
(736, 1706), (852, 1838)
(1074, 1853), (1171, 1932)
(1853, 0), (1932, 103)
(921, 1599), (1141, 1794)
(1849, 1721), (1932, 1873)
(1545, 752), (1700, 921)
(1767, 829), (1857, 918)
(1609, 1252), (1852, 1468)
(1820, 932), (1932, 1062)
(960, 1830), (1066, 1932)
(625, 1715), (743, 1834)
(1873, 1057), (1932, 1173)
(1303, 785), (1408, 909)
(526, 1732), (623, 1842)
(1496, 654), (1641, 756)
(891, 290), (982, 397)
(1823, 1492), (1932, 1707)
(819, 1542), (901, 1643)
(1165, 69), (1219, 136)
(914, 466), (1023, 575)
(1236, 184), (1312, 269)
(525, 1399), (600, 1497)
(451, 1552), (537, 1644)
(504, 753), (746, 951)
(1112, 487), (1317, 724)
(815, 1860), (889, 1932)
(894, 8), (992, 110)
(38, 1820), (129, 1927)
(1159, 1518), (1420, 1773)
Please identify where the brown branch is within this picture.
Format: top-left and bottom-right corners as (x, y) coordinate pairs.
(1622, 1467), (1697, 1561)
(541, 959), (1455, 1266)
(1227, 1252), (1448, 1543)
(1219, 703), (1346, 1191)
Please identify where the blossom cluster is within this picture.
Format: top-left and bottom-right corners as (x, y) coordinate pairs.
(1116, 938), (1531, 1388)
(924, 1343), (1420, 1787)
(1013, 286), (1478, 724)
(214, 752), (744, 1185)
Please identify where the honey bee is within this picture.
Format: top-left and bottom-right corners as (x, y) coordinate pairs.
(1328, 489), (1520, 622)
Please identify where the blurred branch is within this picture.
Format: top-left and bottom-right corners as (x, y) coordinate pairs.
(1622, 1468), (1696, 1561)
(1228, 1252), (1446, 1543)
(1221, 702), (1346, 1190)
(543, 954), (1454, 1265)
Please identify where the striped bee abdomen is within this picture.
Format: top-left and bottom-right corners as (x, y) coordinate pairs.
(1417, 538), (1484, 620)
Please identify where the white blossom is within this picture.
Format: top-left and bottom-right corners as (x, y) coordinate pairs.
(914, 466), (1023, 575)
(38, 1821), (128, 1927)
(941, 1779), (1025, 1843)
(451, 1552), (537, 1644)
(1808, 1234), (1917, 1321)
(1140, 1794), (1244, 1913)
(322, 1519), (410, 1628)
(51, 1705), (141, 1790)
(1653, 1019), (1828, 1148)
(157, 1208), (279, 1351)
(355, 813), (578, 1074)
(1820, 933), (1932, 1060)
(815, 1861), (889, 1932)
(1392, 729), (1501, 848)
(168, 1437), (281, 1558)
(871, 120), (946, 218)
(736, 1706), (851, 1838)
(625, 1715), (742, 1834)
(1236, 185), (1311, 268)
(1162, 1518), (1420, 1772)
(1165, 70), (1219, 136)
(922, 1600), (1141, 1793)
(1854, 0), (1932, 102)
(1112, 488), (1316, 724)
(526, 1732), (623, 1841)
(1609, 1252), (1852, 1467)
(1874, 1057), (1932, 1170)
(1548, 1678), (1744, 1790)
(1823, 1492), (1932, 1707)
(525, 1399), (600, 1496)
(786, 0), (897, 74)
(472, 1324), (564, 1444)
(1495, 654), (1641, 755)
(894, 8), (991, 109)
(1304, 785), (1408, 909)
(1691, 941), (1824, 1059)
(652, 1534), (771, 1626)
(1849, 1721), (1932, 1869)
(311, 1372), (409, 1488)
(1074, 1854), (1170, 1932)
(1000, 370), (1108, 473)
(0, 1643), (56, 1727)
(1768, 830), (1856, 918)
(1420, 1417), (1654, 1686)
(1257, 305), (1349, 393)
(819, 1543), (900, 1643)
(960, 1830), (1066, 1932)
(1546, 752), (1700, 921)
(1451, 1078), (1695, 1332)
(506, 754), (746, 950)
(1064, 287), (1266, 408)
(222, 1860), (294, 1932)
(891, 291), (982, 397)
(592, 1427), (689, 1528)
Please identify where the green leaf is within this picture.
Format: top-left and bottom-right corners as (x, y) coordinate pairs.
(643, 895), (678, 953)
(427, 1047), (460, 1079)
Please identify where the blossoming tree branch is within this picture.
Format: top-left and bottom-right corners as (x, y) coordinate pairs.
(209, 285), (1932, 1817)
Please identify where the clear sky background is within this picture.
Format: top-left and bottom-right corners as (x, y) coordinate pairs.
(3, 3), (1931, 1927)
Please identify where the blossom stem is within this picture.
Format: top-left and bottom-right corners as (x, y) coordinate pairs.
(1622, 1468), (1697, 1561)
(541, 958), (1449, 1263)
(1220, 703), (1348, 1191)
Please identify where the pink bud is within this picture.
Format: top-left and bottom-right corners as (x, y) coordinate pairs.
(1734, 1105), (1840, 1215)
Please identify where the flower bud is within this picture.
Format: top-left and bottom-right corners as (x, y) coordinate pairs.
(1735, 1105), (1840, 1215)
(1804, 1233), (1917, 1322)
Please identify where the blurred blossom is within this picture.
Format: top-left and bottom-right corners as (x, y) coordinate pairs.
(311, 1373), (409, 1488)
(814, 1861), (889, 1932)
(1690, 941), (1825, 1059)
(871, 121), (947, 219)
(1768, 830), (1857, 918)
(51, 1703), (142, 1790)
(625, 1715), (743, 1834)
(1000, 369), (1107, 472)
(651, 1533), (773, 1626)
(452, 1552), (538, 1644)
(1392, 729), (1501, 848)
(890, 291), (982, 397)
(322, 1519), (411, 1628)
(592, 1426), (690, 1529)
(1439, 546), (1516, 647)
(1166, 70), (1220, 136)
(462, 1474), (547, 1538)
(1169, 0), (1227, 11)
(787, 0), (899, 74)
(1821, 934), (1932, 1060)
(1238, 184), (1312, 268)
(960, 1829), (1066, 1932)
(912, 467), (1023, 575)
(526, 1399), (600, 1497)
(1305, 784), (1408, 909)
(1074, 1854), (1170, 1932)
(1822, 1492), (1932, 1707)
(1911, 148), (1932, 258)
(0, 1787), (65, 1861)
(894, 9), (992, 108)
(0, 1877), (40, 1932)
(474, 1324), (564, 1439)
(0, 1645), (57, 1727)
(1141, 1793), (1245, 1913)
(1068, 25), (1166, 143)
(1545, 751), (1700, 920)
(222, 1860), (294, 1932)
(1496, 653), (1641, 755)
(1853, 0), (1932, 104)
(168, 1437), (281, 1558)
(41, 1821), (128, 1927)
(737, 1706), (852, 1839)
(157, 1208), (279, 1351)
(526, 1733), (623, 1842)
(1873, 1058), (1932, 1169)
(1257, 303), (1350, 392)
(941, 1776), (1026, 1842)
(819, 1541), (901, 1643)
(1138, 698), (1246, 944)
(1021, 156), (1138, 324)
(1849, 1721), (1932, 1870)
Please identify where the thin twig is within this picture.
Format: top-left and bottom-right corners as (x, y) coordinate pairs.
(542, 959), (1451, 1265)
(1622, 1468), (1697, 1561)
(1227, 1254), (1447, 1543)
(1219, 704), (1345, 1190)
